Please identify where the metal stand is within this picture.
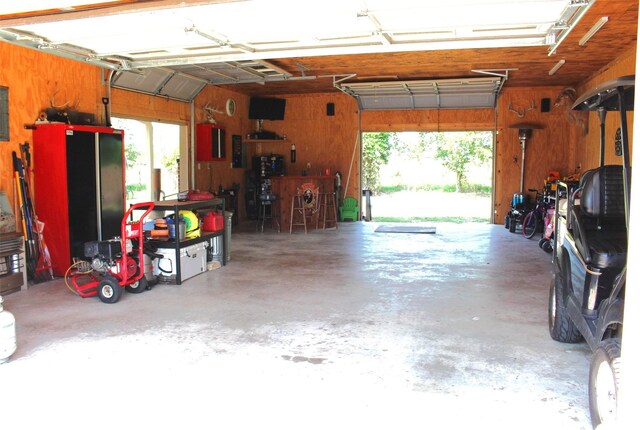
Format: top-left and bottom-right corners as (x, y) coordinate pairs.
(509, 123), (542, 193)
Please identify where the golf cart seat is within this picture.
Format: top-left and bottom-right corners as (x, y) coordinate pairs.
(570, 165), (627, 269)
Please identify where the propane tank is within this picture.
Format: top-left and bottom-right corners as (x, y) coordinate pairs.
(0, 295), (17, 364)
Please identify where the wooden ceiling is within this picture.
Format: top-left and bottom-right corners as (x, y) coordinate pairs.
(232, 0), (638, 96)
(1, 0), (637, 97)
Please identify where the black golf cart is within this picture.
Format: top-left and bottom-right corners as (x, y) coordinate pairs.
(548, 76), (633, 428)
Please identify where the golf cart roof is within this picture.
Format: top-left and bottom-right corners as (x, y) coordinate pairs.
(573, 75), (635, 112)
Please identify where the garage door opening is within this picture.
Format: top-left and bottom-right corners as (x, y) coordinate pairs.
(362, 131), (493, 223)
(112, 117), (188, 206)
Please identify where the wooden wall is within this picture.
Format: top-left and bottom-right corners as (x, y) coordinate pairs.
(494, 86), (578, 223)
(1, 39), (635, 228)
(111, 87), (190, 123)
(191, 85), (251, 219)
(361, 108), (495, 132)
(189, 90), (361, 218)
(575, 46), (636, 171)
(246, 93), (361, 201)
(0, 42), (104, 224)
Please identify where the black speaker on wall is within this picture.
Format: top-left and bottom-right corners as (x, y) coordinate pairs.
(232, 134), (244, 168)
(541, 98), (551, 112)
(326, 102), (335, 116)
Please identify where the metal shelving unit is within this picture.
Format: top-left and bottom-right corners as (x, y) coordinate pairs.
(138, 199), (226, 285)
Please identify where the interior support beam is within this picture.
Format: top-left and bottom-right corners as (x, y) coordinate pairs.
(0, 0), (235, 28)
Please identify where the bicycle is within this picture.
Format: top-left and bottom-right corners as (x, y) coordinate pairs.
(522, 189), (554, 239)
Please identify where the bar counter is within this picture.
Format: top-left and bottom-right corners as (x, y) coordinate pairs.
(271, 175), (334, 231)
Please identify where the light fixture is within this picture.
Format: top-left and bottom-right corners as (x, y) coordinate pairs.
(545, 33), (556, 45)
(547, 0), (595, 56)
(579, 16), (608, 46)
(549, 59), (566, 76)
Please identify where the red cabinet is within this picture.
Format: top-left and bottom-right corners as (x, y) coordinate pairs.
(196, 124), (225, 161)
(32, 124), (125, 276)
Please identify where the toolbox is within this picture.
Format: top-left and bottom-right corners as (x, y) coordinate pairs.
(153, 242), (207, 283)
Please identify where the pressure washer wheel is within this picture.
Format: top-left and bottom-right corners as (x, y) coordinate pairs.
(125, 276), (149, 294)
(97, 276), (123, 304)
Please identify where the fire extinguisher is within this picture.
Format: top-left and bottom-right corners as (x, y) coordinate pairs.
(0, 295), (17, 364)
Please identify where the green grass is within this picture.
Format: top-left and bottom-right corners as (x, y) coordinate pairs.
(378, 184), (406, 193)
(376, 183), (491, 195)
(126, 183), (147, 192)
(374, 216), (489, 224)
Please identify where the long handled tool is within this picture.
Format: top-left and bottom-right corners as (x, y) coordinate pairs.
(20, 143), (53, 281)
(13, 151), (38, 280)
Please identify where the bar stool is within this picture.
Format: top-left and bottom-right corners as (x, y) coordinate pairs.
(289, 188), (308, 234)
(257, 194), (280, 232)
(316, 191), (338, 230)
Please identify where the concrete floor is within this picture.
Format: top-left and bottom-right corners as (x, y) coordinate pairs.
(1, 222), (591, 429)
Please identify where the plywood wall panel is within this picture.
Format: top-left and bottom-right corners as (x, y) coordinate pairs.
(191, 85), (252, 220)
(246, 93), (361, 202)
(2, 39), (635, 229)
(574, 47), (636, 172)
(361, 108), (495, 131)
(111, 88), (190, 123)
(0, 41), (103, 228)
(494, 87), (577, 223)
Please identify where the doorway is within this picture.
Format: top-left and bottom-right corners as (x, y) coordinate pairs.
(362, 131), (494, 223)
(112, 117), (188, 205)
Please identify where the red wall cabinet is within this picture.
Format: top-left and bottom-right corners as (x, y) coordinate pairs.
(196, 124), (225, 161)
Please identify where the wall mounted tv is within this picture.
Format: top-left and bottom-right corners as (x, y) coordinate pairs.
(248, 97), (286, 120)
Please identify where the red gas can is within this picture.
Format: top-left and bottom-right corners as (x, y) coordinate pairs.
(202, 211), (224, 232)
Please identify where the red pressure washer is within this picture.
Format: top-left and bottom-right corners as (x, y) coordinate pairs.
(70, 202), (155, 304)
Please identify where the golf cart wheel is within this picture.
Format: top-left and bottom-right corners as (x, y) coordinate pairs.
(541, 240), (553, 253)
(97, 276), (123, 304)
(522, 211), (538, 239)
(589, 338), (621, 428)
(508, 216), (516, 233)
(125, 276), (149, 294)
(504, 215), (510, 229)
(548, 273), (582, 343)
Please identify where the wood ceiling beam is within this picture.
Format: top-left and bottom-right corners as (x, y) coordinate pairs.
(0, 0), (236, 28)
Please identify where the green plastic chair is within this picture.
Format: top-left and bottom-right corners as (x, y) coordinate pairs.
(339, 197), (359, 221)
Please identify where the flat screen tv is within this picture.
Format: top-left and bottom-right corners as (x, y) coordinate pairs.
(248, 97), (286, 120)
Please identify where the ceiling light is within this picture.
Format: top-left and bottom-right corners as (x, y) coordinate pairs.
(549, 59), (566, 76)
(545, 33), (556, 45)
(547, 0), (595, 56)
(579, 16), (608, 46)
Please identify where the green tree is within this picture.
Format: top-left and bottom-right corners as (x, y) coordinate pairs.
(124, 142), (141, 169)
(390, 131), (426, 161)
(362, 132), (393, 192)
(421, 131), (492, 192)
